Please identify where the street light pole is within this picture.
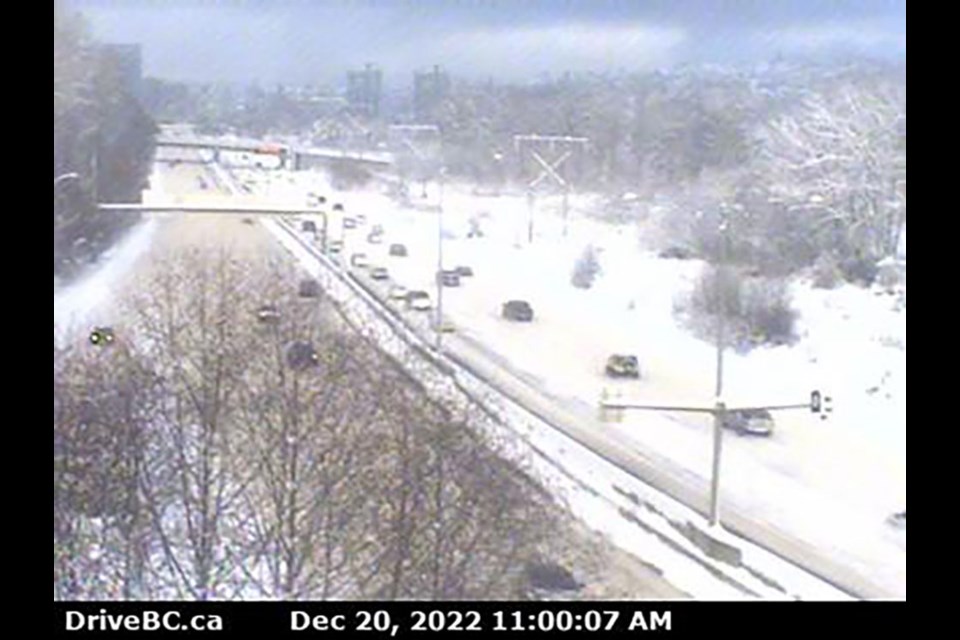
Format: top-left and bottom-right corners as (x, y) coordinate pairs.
(54, 173), (80, 189)
(526, 189), (534, 244)
(435, 168), (446, 351)
(709, 216), (730, 527)
(54, 173), (83, 224)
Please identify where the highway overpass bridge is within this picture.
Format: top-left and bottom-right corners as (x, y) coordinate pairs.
(155, 137), (394, 171)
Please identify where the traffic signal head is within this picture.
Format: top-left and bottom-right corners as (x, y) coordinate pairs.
(90, 327), (115, 346)
(811, 390), (833, 420)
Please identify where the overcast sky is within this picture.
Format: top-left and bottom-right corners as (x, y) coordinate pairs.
(65, 1), (907, 87)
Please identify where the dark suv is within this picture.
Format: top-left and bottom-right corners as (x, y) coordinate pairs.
(605, 355), (640, 378)
(286, 341), (320, 370)
(301, 220), (317, 233)
(502, 300), (534, 322)
(299, 279), (321, 298)
(887, 511), (906, 528)
(437, 270), (461, 287)
(721, 408), (775, 436)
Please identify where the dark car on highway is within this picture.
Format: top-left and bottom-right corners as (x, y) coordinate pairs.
(502, 300), (534, 322)
(659, 246), (694, 260)
(301, 220), (317, 233)
(299, 279), (322, 298)
(605, 355), (640, 378)
(286, 341), (320, 370)
(437, 270), (461, 287)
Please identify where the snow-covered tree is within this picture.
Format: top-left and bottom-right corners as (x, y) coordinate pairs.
(571, 245), (602, 289)
(758, 81), (906, 262)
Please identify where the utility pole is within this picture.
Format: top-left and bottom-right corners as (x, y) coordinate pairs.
(514, 134), (588, 242)
(388, 124), (446, 350)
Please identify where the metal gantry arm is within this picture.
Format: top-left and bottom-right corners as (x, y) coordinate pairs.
(601, 397), (831, 415)
(601, 391), (834, 528)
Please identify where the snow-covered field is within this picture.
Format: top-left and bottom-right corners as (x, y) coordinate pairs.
(228, 159), (906, 598)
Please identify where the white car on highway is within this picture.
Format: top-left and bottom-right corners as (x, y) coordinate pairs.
(407, 291), (432, 311)
(350, 253), (369, 268)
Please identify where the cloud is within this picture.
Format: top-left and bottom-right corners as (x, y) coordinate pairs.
(755, 20), (906, 56)
(66, 1), (903, 84)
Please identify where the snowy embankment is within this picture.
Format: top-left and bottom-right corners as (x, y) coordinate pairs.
(53, 164), (168, 338)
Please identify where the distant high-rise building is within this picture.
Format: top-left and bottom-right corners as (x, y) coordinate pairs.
(346, 64), (382, 118)
(99, 43), (143, 100)
(413, 65), (450, 121)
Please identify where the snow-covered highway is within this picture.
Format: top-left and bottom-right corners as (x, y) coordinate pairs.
(54, 148), (905, 600)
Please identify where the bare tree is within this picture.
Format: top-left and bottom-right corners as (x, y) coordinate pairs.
(126, 250), (258, 599)
(54, 331), (161, 600)
(55, 250), (576, 601)
(237, 294), (381, 599)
